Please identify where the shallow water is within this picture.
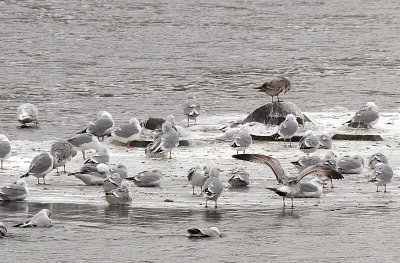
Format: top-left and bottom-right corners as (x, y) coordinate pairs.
(1, 0), (400, 141)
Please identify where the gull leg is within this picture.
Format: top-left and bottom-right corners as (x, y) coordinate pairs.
(330, 179), (334, 188)
(384, 184), (387, 193)
(291, 198), (294, 208)
(205, 200), (208, 208)
(37, 177), (40, 185)
(192, 186), (195, 195)
(1, 160), (3, 169)
(376, 185), (379, 192)
(63, 165), (66, 173)
(82, 151), (86, 160)
(283, 197), (286, 207)
(214, 200), (218, 208)
(289, 138), (292, 148)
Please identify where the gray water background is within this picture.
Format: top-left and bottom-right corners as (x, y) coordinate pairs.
(1, 0), (400, 261)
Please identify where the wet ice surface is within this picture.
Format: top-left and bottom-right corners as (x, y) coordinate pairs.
(1, 112), (400, 262)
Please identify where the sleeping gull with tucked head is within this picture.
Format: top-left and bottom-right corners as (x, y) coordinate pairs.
(227, 167), (250, 188)
(0, 179), (29, 201)
(254, 76), (291, 103)
(127, 169), (163, 187)
(0, 135), (11, 169)
(271, 114), (298, 147)
(104, 181), (133, 205)
(183, 93), (201, 127)
(13, 209), (52, 228)
(343, 102), (379, 128)
(338, 155), (364, 174)
(17, 103), (39, 127)
(187, 227), (221, 238)
(112, 117), (142, 147)
(368, 152), (388, 169)
(146, 121), (179, 159)
(21, 152), (54, 185)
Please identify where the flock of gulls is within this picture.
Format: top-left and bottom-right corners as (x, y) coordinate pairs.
(0, 77), (393, 238)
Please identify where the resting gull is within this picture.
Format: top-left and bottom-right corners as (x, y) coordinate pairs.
(104, 181), (133, 205)
(338, 155), (364, 174)
(368, 152), (388, 169)
(0, 135), (11, 169)
(146, 121), (179, 159)
(68, 163), (109, 185)
(17, 103), (39, 127)
(112, 117), (142, 147)
(343, 102), (379, 128)
(127, 169), (163, 187)
(187, 227), (221, 238)
(0, 179), (29, 201)
(227, 167), (250, 188)
(78, 111), (115, 140)
(13, 209), (52, 228)
(299, 130), (319, 157)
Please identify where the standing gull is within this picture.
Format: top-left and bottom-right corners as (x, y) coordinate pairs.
(271, 114), (298, 147)
(254, 76), (291, 103)
(0, 179), (29, 201)
(13, 209), (52, 228)
(299, 130), (319, 157)
(21, 152), (54, 185)
(232, 154), (343, 207)
(67, 134), (108, 160)
(202, 167), (224, 208)
(187, 227), (221, 238)
(127, 170), (163, 187)
(368, 152), (388, 169)
(369, 163), (393, 192)
(17, 103), (39, 127)
(0, 135), (11, 169)
(147, 121), (179, 159)
(112, 118), (142, 147)
(183, 93), (201, 127)
(227, 167), (250, 188)
(187, 166), (209, 195)
(0, 222), (7, 237)
(50, 140), (77, 173)
(105, 181), (133, 205)
(343, 102), (380, 128)
(78, 111), (115, 140)
(230, 126), (252, 154)
(338, 155), (364, 174)
(319, 151), (338, 188)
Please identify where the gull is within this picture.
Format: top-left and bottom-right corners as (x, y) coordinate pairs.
(68, 163), (109, 185)
(187, 227), (221, 238)
(299, 130), (319, 156)
(112, 117), (142, 147)
(127, 169), (163, 187)
(0, 179), (29, 201)
(187, 166), (209, 195)
(103, 173), (123, 193)
(271, 114), (298, 147)
(230, 126), (252, 154)
(291, 155), (322, 172)
(338, 155), (364, 174)
(67, 134), (108, 160)
(13, 209), (52, 228)
(295, 178), (325, 198)
(0, 222), (7, 237)
(369, 163), (393, 192)
(368, 152), (388, 169)
(232, 154), (343, 207)
(104, 181), (133, 205)
(21, 152), (54, 185)
(254, 76), (291, 103)
(343, 102), (379, 128)
(318, 132), (333, 149)
(17, 103), (39, 127)
(319, 151), (338, 188)
(78, 111), (115, 140)
(183, 93), (201, 126)
(202, 167), (224, 208)
(140, 117), (166, 133)
(0, 135), (11, 169)
(84, 151), (110, 165)
(227, 167), (250, 188)
(146, 121), (179, 159)
(109, 164), (128, 179)
(50, 140), (77, 173)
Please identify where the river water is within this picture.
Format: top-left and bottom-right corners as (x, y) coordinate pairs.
(1, 0), (400, 262)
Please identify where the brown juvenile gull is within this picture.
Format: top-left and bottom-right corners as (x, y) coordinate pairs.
(50, 140), (77, 173)
(254, 76), (291, 103)
(232, 154), (343, 208)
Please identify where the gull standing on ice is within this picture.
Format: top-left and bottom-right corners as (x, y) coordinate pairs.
(67, 134), (108, 160)
(368, 152), (388, 169)
(187, 227), (221, 238)
(17, 103), (39, 127)
(183, 93), (201, 126)
(318, 132), (333, 149)
(0, 179), (29, 201)
(68, 163), (109, 185)
(254, 76), (291, 103)
(230, 126), (252, 154)
(232, 154), (343, 207)
(105, 181), (133, 205)
(147, 121), (179, 158)
(78, 111), (115, 140)
(21, 152), (54, 185)
(0, 222), (7, 237)
(127, 170), (163, 187)
(50, 141), (77, 173)
(369, 163), (393, 192)
(227, 167), (250, 188)
(187, 166), (209, 195)
(0, 135), (11, 169)
(271, 114), (298, 147)
(13, 209), (52, 228)
(202, 167), (224, 208)
(112, 118), (142, 147)
(338, 155), (364, 174)
(299, 130), (319, 157)
(343, 102), (379, 128)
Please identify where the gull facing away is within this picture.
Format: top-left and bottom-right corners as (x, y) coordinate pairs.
(299, 130), (319, 157)
(202, 167), (224, 208)
(0, 135), (11, 169)
(68, 163), (109, 185)
(227, 167), (250, 188)
(369, 163), (393, 192)
(17, 103), (39, 127)
(67, 133), (108, 160)
(127, 169), (163, 187)
(187, 166), (209, 195)
(0, 222), (7, 237)
(0, 179), (29, 201)
(183, 93), (201, 126)
(112, 117), (142, 147)
(232, 154), (343, 207)
(78, 111), (115, 140)
(230, 127), (252, 154)
(13, 209), (52, 228)
(343, 102), (379, 128)
(318, 132), (333, 149)
(271, 114), (298, 147)
(103, 173), (123, 193)
(187, 227), (221, 238)
(146, 121), (179, 159)
(21, 152), (54, 185)
(50, 140), (77, 173)
(104, 181), (133, 205)
(368, 152), (388, 169)
(254, 76), (291, 103)
(338, 155), (364, 174)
